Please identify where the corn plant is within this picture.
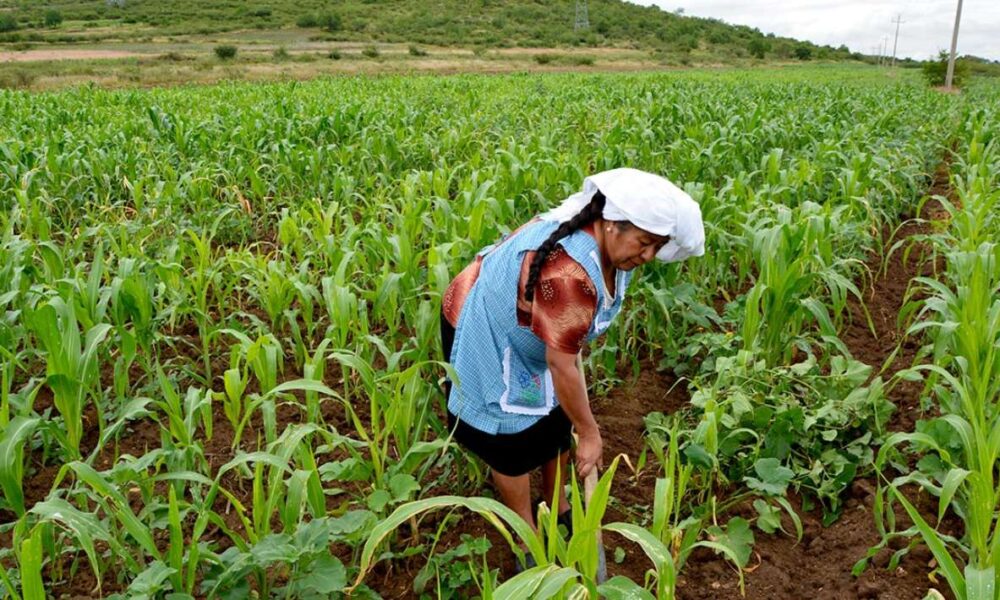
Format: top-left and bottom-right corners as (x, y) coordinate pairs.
(740, 204), (865, 366)
(873, 111), (1000, 600)
(25, 297), (111, 459)
(0, 416), (40, 517)
(154, 367), (212, 474)
(351, 460), (622, 596)
(0, 69), (971, 597)
(236, 255), (298, 332)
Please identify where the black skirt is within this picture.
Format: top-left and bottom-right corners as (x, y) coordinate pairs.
(441, 315), (573, 477)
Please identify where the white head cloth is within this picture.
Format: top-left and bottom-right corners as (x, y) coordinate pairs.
(540, 168), (705, 263)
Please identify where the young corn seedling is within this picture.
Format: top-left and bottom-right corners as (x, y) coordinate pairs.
(873, 125), (1000, 600)
(238, 254), (298, 332)
(155, 366), (212, 474)
(25, 297), (111, 459)
(0, 416), (40, 517)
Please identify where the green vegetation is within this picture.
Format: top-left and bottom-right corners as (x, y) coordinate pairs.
(213, 44), (237, 60)
(0, 13), (18, 33)
(923, 50), (971, 87)
(0, 67), (979, 597)
(42, 9), (62, 28)
(868, 80), (1000, 600)
(0, 0), (860, 64)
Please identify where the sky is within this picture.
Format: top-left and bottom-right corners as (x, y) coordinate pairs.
(629, 1), (999, 61)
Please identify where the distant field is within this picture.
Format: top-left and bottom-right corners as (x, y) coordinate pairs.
(0, 35), (680, 91)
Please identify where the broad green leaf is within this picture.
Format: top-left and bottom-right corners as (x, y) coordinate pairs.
(745, 458), (794, 496)
(295, 555), (347, 594)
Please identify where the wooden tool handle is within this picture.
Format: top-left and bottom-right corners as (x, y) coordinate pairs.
(583, 465), (599, 504)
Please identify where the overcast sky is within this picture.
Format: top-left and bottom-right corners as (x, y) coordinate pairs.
(629, 1), (999, 60)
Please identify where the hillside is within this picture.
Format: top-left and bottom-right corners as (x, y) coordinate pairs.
(0, 0), (860, 62)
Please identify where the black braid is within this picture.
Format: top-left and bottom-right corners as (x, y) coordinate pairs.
(524, 190), (607, 302)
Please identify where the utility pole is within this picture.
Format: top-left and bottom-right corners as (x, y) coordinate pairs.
(890, 14), (904, 67)
(574, 0), (590, 31)
(881, 36), (889, 67)
(945, 0), (964, 90)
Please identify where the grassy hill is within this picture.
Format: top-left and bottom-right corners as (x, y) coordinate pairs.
(0, 0), (860, 63)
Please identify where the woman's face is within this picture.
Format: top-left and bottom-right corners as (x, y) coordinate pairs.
(603, 222), (669, 271)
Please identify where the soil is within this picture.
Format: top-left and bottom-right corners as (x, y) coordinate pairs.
(0, 49), (148, 62)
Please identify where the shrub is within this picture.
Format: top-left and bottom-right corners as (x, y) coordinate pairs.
(362, 45), (379, 59)
(158, 51), (192, 62)
(0, 69), (36, 90)
(922, 50), (969, 87)
(319, 13), (342, 33)
(328, 49), (342, 60)
(534, 54), (554, 65)
(0, 14), (18, 33)
(793, 44), (812, 60)
(214, 45), (237, 60)
(297, 14), (318, 27)
(248, 8), (271, 18)
(408, 44), (427, 57)
(567, 55), (595, 66)
(43, 10), (63, 28)
(272, 46), (290, 61)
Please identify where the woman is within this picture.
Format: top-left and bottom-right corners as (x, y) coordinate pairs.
(440, 167), (704, 546)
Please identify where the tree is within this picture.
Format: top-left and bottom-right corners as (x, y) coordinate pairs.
(793, 44), (812, 60)
(748, 38), (770, 59)
(44, 10), (63, 27)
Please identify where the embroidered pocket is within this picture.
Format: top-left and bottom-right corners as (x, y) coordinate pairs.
(498, 347), (555, 415)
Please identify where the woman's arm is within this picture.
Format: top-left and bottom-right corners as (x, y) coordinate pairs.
(547, 346), (602, 478)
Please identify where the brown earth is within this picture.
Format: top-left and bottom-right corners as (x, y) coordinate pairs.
(0, 49), (148, 62)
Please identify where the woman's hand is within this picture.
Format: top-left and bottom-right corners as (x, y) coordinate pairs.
(575, 428), (603, 479)
(546, 346), (603, 478)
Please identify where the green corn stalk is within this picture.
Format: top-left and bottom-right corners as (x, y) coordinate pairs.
(221, 330), (284, 395)
(873, 122), (1000, 600)
(0, 416), (40, 517)
(25, 297), (111, 459)
(156, 366), (213, 448)
(239, 255), (297, 332)
(18, 526), (45, 600)
(221, 364), (247, 432)
(181, 210), (233, 383)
